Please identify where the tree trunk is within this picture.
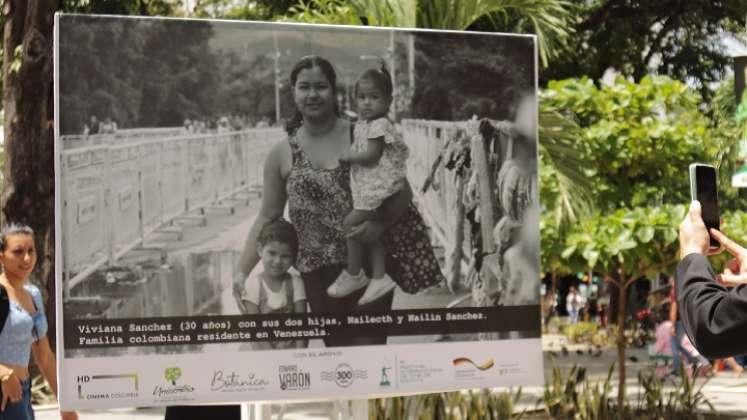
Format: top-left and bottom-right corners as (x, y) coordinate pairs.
(616, 275), (627, 413)
(609, 279), (619, 324)
(2, 0), (58, 348)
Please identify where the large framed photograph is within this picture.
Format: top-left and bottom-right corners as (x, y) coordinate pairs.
(55, 14), (542, 409)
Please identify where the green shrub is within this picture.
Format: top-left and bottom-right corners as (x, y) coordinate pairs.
(561, 321), (599, 344)
(541, 362), (615, 420)
(370, 363), (715, 419)
(591, 329), (610, 347)
(369, 388), (525, 420)
(635, 366), (715, 420)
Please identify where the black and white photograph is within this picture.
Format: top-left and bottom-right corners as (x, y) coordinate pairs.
(55, 14), (542, 408)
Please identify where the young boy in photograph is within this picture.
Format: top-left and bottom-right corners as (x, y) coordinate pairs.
(240, 219), (307, 350)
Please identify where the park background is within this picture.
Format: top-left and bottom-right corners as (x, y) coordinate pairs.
(5, 0), (747, 419)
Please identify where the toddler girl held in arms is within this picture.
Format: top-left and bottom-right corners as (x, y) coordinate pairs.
(327, 64), (410, 305)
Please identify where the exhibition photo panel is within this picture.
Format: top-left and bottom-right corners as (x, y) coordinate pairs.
(55, 15), (542, 409)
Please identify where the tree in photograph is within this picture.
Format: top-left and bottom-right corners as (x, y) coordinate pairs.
(214, 51), (275, 122)
(58, 15), (220, 132)
(136, 18), (219, 127)
(409, 32), (534, 121)
(58, 17), (150, 133)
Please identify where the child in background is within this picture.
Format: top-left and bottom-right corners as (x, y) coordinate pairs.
(653, 319), (674, 357)
(327, 64), (410, 306)
(241, 219), (307, 349)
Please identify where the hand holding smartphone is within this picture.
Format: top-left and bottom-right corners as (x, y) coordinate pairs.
(689, 163), (720, 249)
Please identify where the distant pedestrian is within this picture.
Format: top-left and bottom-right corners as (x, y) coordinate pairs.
(566, 286), (583, 325)
(586, 293), (599, 323)
(89, 115), (100, 135)
(164, 405), (240, 420)
(542, 290), (557, 327)
(669, 279), (695, 376)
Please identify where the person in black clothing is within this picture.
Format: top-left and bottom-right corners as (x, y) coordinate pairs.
(164, 405), (240, 420)
(677, 200), (747, 358)
(88, 115), (100, 135)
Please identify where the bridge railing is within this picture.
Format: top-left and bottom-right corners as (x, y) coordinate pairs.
(402, 118), (515, 300)
(402, 120), (467, 249)
(60, 128), (284, 291)
(61, 127), (186, 149)
(402, 119), (476, 291)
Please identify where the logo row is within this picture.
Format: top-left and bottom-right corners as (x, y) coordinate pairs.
(76, 356), (522, 403)
(77, 362), (392, 403)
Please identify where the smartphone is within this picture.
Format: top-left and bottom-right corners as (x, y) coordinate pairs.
(689, 163), (720, 248)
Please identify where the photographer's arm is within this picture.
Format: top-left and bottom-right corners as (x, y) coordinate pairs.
(677, 202), (747, 358)
(676, 254), (747, 358)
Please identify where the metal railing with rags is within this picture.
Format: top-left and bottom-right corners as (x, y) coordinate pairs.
(402, 118), (531, 308)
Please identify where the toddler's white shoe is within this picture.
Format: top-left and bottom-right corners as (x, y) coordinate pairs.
(358, 274), (397, 306)
(327, 269), (369, 298)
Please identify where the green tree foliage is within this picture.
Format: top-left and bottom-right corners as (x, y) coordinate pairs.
(61, 0), (181, 15)
(540, 75), (747, 408)
(283, 0), (574, 67)
(537, 105), (590, 225)
(561, 205), (683, 278)
(283, 0), (414, 26)
(193, 0), (297, 20)
(708, 77), (747, 209)
(419, 0), (574, 67)
(542, 76), (721, 210)
(541, 0), (747, 97)
(540, 76), (747, 275)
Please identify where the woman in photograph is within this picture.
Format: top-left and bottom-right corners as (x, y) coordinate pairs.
(234, 55), (443, 347)
(0, 224), (77, 420)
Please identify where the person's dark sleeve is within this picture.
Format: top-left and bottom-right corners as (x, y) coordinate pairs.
(676, 253), (747, 358)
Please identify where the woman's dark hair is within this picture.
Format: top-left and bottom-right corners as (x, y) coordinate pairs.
(258, 219), (298, 259)
(355, 61), (393, 98)
(0, 223), (34, 252)
(286, 55), (340, 135)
